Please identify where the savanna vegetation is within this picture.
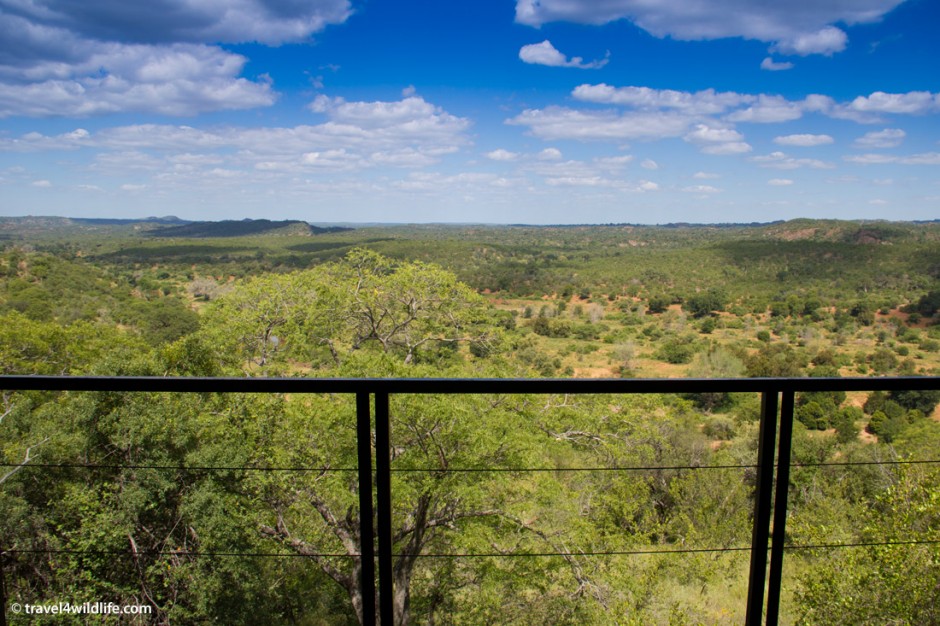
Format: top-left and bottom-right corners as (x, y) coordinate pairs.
(1, 216), (938, 624)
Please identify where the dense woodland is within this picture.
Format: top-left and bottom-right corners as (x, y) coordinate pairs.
(1, 216), (939, 625)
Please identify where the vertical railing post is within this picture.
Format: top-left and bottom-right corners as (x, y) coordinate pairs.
(766, 389), (795, 625)
(745, 388), (779, 626)
(374, 392), (394, 624)
(356, 393), (377, 625)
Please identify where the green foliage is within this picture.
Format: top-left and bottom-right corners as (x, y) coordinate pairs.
(655, 335), (699, 364)
(744, 343), (806, 377)
(889, 388), (940, 416)
(795, 463), (940, 625)
(684, 289), (725, 318)
(833, 406), (862, 443)
(2, 218), (940, 624)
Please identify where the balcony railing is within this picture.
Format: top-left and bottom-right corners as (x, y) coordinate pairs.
(1, 374), (938, 626)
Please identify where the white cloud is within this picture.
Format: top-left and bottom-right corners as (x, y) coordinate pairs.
(546, 176), (608, 187)
(0, 1), (351, 117)
(519, 155), (656, 192)
(1, 1), (351, 49)
(519, 41), (608, 69)
(845, 152), (940, 165)
(0, 43), (275, 117)
(486, 149), (520, 161)
(847, 91), (939, 115)
(641, 159), (659, 170)
(573, 84), (747, 115)
(844, 153), (896, 165)
(537, 148), (563, 160)
(702, 142), (752, 155)
(514, 0), (903, 55)
(90, 114), (464, 158)
(726, 95), (803, 123)
(31, 179), (52, 187)
(774, 134), (834, 147)
(768, 178), (794, 186)
(854, 128), (906, 148)
(0, 94), (472, 181)
(772, 26), (847, 56)
(563, 84), (938, 139)
(684, 125), (744, 144)
(507, 106), (691, 141)
(751, 151), (835, 169)
(693, 171), (719, 179)
(761, 57), (794, 71)
(902, 152), (940, 165)
(683, 124), (752, 154)
(682, 185), (721, 193)
(595, 155), (634, 168)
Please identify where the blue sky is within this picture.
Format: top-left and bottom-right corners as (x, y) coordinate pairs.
(0, 0), (938, 224)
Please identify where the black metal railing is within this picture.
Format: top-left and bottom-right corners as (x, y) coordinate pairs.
(1, 375), (938, 626)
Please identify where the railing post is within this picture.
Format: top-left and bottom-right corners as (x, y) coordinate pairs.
(356, 393), (377, 625)
(374, 392), (394, 625)
(766, 389), (795, 625)
(745, 389), (779, 626)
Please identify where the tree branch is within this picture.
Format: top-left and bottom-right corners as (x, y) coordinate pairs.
(0, 437), (49, 485)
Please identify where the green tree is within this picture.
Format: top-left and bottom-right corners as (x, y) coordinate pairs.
(684, 289), (725, 318)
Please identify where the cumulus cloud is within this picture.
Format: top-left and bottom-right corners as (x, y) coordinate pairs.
(768, 178), (794, 185)
(726, 95), (803, 123)
(514, 0), (903, 55)
(774, 134), (834, 147)
(682, 185), (721, 193)
(761, 57), (794, 71)
(683, 124), (752, 154)
(772, 26), (847, 56)
(486, 149), (520, 161)
(1, 0), (350, 49)
(519, 41), (608, 69)
(565, 84), (939, 133)
(641, 159), (659, 170)
(0, 0), (351, 117)
(573, 84), (747, 115)
(845, 152), (940, 165)
(506, 106), (691, 141)
(0, 44), (276, 117)
(854, 128), (906, 148)
(847, 91), (939, 115)
(518, 155), (655, 192)
(693, 171), (719, 179)
(751, 151), (835, 169)
(0, 94), (472, 179)
(537, 148), (563, 160)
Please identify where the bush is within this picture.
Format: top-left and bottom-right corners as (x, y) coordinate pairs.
(655, 336), (698, 364)
(703, 416), (736, 440)
(833, 406), (862, 443)
(796, 400), (829, 430)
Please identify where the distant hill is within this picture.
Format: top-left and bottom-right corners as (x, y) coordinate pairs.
(73, 216), (188, 226)
(145, 219), (353, 238)
(760, 218), (940, 244)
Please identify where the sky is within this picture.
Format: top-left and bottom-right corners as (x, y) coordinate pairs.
(0, 0), (938, 224)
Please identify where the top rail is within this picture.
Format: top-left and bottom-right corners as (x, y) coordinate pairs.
(1, 375), (938, 394)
